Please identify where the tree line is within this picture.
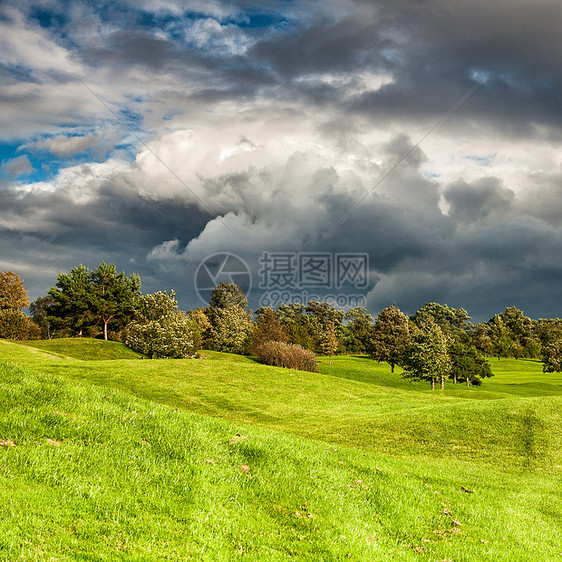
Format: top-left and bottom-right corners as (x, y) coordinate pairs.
(2, 266), (562, 384)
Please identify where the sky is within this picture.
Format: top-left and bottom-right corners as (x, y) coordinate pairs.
(1, 0), (562, 322)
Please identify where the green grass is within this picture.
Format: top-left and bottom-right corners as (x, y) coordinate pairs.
(16, 338), (141, 360)
(1, 339), (561, 560)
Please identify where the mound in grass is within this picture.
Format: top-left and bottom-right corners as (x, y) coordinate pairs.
(1, 360), (562, 560)
(16, 337), (141, 360)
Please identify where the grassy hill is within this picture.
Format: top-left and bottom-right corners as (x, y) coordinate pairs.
(16, 337), (142, 360)
(1, 339), (561, 560)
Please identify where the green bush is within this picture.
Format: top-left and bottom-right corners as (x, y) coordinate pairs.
(255, 340), (318, 372)
(125, 291), (200, 358)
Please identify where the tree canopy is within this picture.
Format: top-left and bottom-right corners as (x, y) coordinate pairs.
(369, 304), (410, 372)
(0, 271), (38, 340)
(204, 282), (253, 354)
(126, 290), (199, 358)
(48, 263), (140, 340)
(342, 307), (373, 353)
(0, 271), (30, 310)
(402, 320), (452, 390)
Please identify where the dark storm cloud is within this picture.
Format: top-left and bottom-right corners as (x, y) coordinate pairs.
(344, 0), (562, 133)
(364, 214), (562, 321)
(444, 177), (515, 223)
(2, 0), (562, 320)
(0, 170), (211, 301)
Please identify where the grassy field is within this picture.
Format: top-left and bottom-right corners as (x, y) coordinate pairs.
(1, 338), (561, 560)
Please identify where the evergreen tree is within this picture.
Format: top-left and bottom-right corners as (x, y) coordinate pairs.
(48, 263), (140, 340)
(47, 265), (94, 337)
(89, 263), (141, 340)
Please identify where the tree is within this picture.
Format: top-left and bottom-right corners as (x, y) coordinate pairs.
(488, 315), (513, 360)
(276, 303), (315, 350)
(402, 320), (451, 390)
(126, 290), (199, 358)
(369, 304), (410, 372)
(48, 263), (140, 340)
(342, 307), (373, 353)
(535, 318), (562, 348)
(209, 281), (249, 310)
(468, 322), (493, 356)
(498, 306), (534, 353)
(89, 263), (141, 341)
(206, 307), (254, 354)
(187, 308), (211, 339)
(487, 306), (540, 359)
(412, 302), (471, 342)
(321, 321), (338, 365)
(29, 295), (56, 339)
(0, 271), (38, 341)
(249, 307), (288, 354)
(47, 265), (94, 337)
(449, 341), (493, 386)
(542, 339), (562, 373)
(304, 301), (344, 353)
(205, 283), (253, 354)
(0, 271), (30, 310)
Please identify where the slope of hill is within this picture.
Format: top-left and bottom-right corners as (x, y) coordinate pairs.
(16, 337), (141, 360)
(1, 339), (561, 560)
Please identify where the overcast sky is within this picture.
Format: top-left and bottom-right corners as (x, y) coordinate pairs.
(1, 0), (562, 321)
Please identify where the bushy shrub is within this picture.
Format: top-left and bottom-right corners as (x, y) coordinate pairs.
(125, 291), (200, 358)
(255, 341), (318, 372)
(126, 315), (199, 358)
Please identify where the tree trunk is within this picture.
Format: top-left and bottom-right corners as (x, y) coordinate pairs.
(390, 363), (395, 373)
(104, 321), (108, 341)
(329, 354), (332, 365)
(431, 378), (435, 391)
(466, 378), (470, 387)
(453, 374), (457, 384)
(440, 376), (445, 390)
